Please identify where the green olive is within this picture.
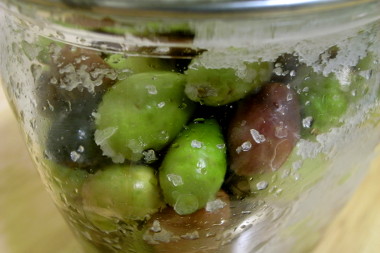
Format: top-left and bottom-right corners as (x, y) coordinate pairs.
(303, 75), (348, 135)
(293, 68), (349, 136)
(104, 54), (174, 76)
(42, 159), (90, 213)
(81, 164), (165, 231)
(95, 71), (195, 162)
(159, 119), (227, 215)
(185, 59), (273, 106)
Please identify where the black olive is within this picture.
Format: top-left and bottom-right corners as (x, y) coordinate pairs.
(45, 103), (107, 170)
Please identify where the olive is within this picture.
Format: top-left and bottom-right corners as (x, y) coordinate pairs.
(294, 69), (349, 136)
(143, 190), (230, 253)
(95, 71), (195, 163)
(228, 82), (301, 176)
(185, 59), (273, 106)
(81, 164), (165, 231)
(34, 45), (116, 117)
(159, 119), (227, 215)
(104, 54), (174, 76)
(52, 45), (116, 94)
(45, 103), (107, 169)
(43, 159), (90, 213)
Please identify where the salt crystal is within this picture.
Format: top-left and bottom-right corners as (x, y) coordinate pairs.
(302, 116), (313, 128)
(167, 174), (184, 186)
(241, 141), (252, 151)
(206, 199), (227, 212)
(70, 151), (81, 162)
(191, 140), (203, 148)
(256, 181), (268, 190)
(250, 129), (266, 143)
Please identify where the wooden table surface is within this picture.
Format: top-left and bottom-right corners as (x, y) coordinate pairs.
(1, 87), (380, 253)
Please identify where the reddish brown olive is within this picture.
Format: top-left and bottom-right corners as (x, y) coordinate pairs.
(228, 82), (301, 176)
(144, 190), (230, 253)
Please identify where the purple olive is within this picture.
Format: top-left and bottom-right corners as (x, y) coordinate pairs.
(228, 82), (301, 176)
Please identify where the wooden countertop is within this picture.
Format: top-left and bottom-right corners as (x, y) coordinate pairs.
(1, 87), (380, 253)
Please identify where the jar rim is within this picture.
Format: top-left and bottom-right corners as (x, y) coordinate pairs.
(10, 0), (375, 14)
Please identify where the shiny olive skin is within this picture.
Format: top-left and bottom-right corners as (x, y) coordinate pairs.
(104, 54), (174, 74)
(95, 71), (195, 163)
(45, 103), (107, 169)
(185, 60), (273, 106)
(144, 191), (230, 253)
(228, 82), (301, 176)
(81, 164), (165, 232)
(159, 119), (227, 215)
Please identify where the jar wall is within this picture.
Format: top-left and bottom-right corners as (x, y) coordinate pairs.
(1, 1), (380, 253)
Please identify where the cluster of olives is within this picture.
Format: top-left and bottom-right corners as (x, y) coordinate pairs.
(34, 39), (368, 252)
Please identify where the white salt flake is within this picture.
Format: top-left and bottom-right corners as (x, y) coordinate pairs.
(181, 231), (200, 240)
(241, 141), (252, 151)
(146, 85), (158, 95)
(167, 174), (184, 186)
(206, 199), (227, 212)
(302, 116), (313, 128)
(150, 220), (162, 233)
(250, 129), (266, 143)
(256, 181), (269, 190)
(191, 140), (203, 148)
(70, 151), (81, 162)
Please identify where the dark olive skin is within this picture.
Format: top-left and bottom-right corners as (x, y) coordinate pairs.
(45, 104), (107, 170)
(35, 45), (116, 117)
(228, 82), (301, 176)
(144, 190), (230, 253)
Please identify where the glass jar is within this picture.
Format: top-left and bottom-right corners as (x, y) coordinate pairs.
(0, 0), (380, 252)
